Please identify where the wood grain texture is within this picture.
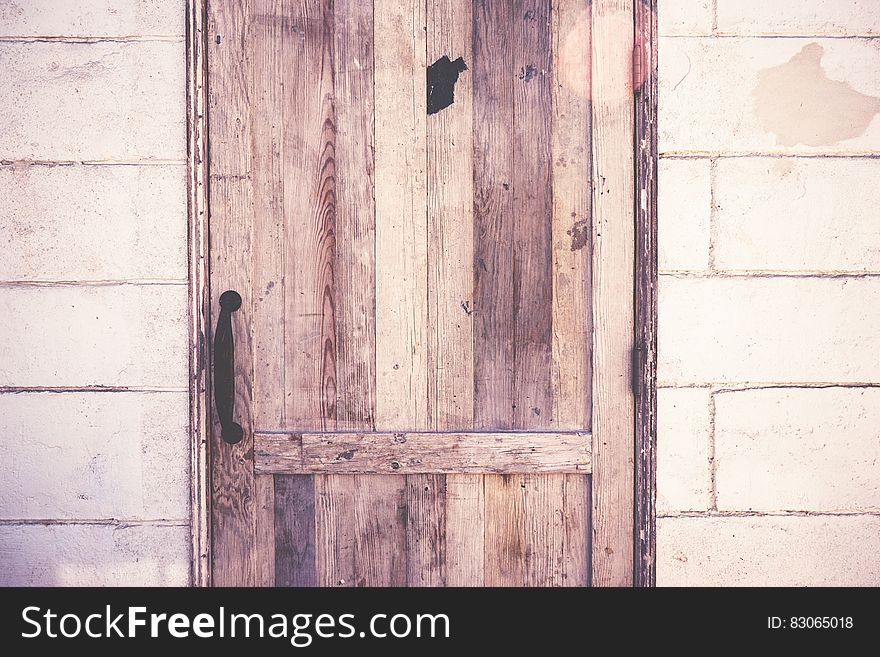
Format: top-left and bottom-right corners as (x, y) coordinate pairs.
(255, 474), (276, 586)
(634, 0), (658, 588)
(551, 0), (592, 432)
(512, 0), (553, 431)
(334, 0), (376, 432)
(484, 474), (524, 586)
(316, 475), (407, 586)
(251, 0), (285, 429)
(207, 0), (256, 587)
(445, 474), (484, 585)
(421, 0), (479, 587)
(591, 0), (636, 587)
(255, 431), (592, 474)
(550, 0), (593, 589)
(282, 0), (337, 431)
(473, 0), (514, 432)
(374, 0), (429, 430)
(313, 0), (384, 591)
(427, 0), (474, 431)
(274, 475), (317, 587)
(407, 474), (447, 585)
(186, 0), (211, 586)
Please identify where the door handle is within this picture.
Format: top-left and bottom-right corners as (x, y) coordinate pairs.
(214, 290), (244, 444)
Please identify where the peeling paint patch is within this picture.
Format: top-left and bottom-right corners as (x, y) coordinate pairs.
(427, 55), (467, 115)
(753, 43), (880, 147)
(567, 219), (589, 251)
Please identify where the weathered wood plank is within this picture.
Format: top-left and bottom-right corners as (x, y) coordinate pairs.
(255, 431), (592, 474)
(274, 475), (317, 587)
(254, 474), (276, 586)
(374, 0), (429, 430)
(251, 0), (286, 430)
(550, 0), (593, 589)
(591, 0), (636, 587)
(484, 473), (525, 586)
(473, 0), (514, 432)
(445, 474), (484, 585)
(207, 0), (256, 588)
(406, 474), (447, 586)
(427, 0), (474, 431)
(313, 0), (381, 590)
(512, 0), (553, 431)
(315, 475), (408, 586)
(282, 0), (337, 431)
(420, 0), (479, 588)
(551, 0), (592, 432)
(334, 0), (376, 432)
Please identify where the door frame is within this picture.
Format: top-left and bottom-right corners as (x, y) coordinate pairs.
(185, 0), (658, 587)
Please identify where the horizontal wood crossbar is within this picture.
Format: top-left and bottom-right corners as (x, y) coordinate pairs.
(254, 431), (592, 475)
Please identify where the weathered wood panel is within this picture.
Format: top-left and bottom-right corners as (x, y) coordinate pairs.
(207, 0), (256, 587)
(282, 0), (337, 431)
(255, 430), (592, 474)
(591, 0), (636, 587)
(274, 474), (317, 587)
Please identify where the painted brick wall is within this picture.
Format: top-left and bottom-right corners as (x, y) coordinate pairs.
(657, 1), (880, 585)
(0, 0), (190, 585)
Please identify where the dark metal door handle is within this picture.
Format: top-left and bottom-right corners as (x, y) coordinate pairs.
(214, 290), (244, 444)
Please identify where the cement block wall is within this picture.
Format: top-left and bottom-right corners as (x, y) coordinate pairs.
(657, 0), (880, 585)
(1, 0), (877, 585)
(0, 0), (190, 585)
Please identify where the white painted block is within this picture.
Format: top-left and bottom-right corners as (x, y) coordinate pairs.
(657, 387), (711, 512)
(660, 37), (880, 154)
(658, 158), (711, 271)
(0, 0), (185, 37)
(0, 523), (190, 586)
(658, 515), (880, 586)
(0, 42), (185, 160)
(0, 392), (189, 520)
(714, 158), (880, 272)
(0, 285), (188, 387)
(1, 164), (186, 281)
(715, 387), (880, 512)
(717, 0), (880, 36)
(658, 0), (713, 36)
(659, 277), (880, 385)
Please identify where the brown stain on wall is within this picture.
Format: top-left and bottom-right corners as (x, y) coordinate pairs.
(753, 43), (880, 147)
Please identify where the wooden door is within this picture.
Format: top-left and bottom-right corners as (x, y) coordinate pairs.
(205, 0), (635, 587)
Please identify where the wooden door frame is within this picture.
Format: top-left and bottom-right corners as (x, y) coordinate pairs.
(185, 0), (658, 587)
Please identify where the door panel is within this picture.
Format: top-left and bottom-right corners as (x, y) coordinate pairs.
(208, 0), (632, 587)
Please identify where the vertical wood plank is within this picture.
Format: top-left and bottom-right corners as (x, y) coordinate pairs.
(551, 0), (592, 432)
(473, 0), (514, 432)
(445, 474), (484, 585)
(523, 473), (564, 586)
(374, 0), (431, 586)
(207, 0), (256, 587)
(484, 474), (525, 586)
(424, 0), (479, 587)
(512, 0), (553, 431)
(406, 474), (447, 586)
(282, 0), (337, 431)
(427, 0), (474, 431)
(251, 0), (286, 430)
(634, 0), (658, 588)
(374, 0), (429, 430)
(313, 0), (388, 590)
(591, 0), (635, 587)
(550, 0), (593, 589)
(473, 0), (518, 587)
(335, 0), (376, 433)
(275, 475), (317, 587)
(255, 474), (276, 586)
